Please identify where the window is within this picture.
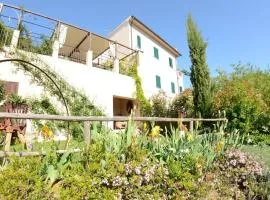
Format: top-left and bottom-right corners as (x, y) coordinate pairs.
(156, 75), (161, 88)
(137, 35), (141, 49)
(171, 82), (175, 93)
(169, 57), (173, 68)
(0, 81), (18, 96)
(153, 47), (159, 59)
(179, 86), (183, 93)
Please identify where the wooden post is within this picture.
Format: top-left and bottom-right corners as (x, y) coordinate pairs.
(83, 121), (91, 146)
(189, 120), (194, 133)
(4, 132), (12, 151)
(17, 133), (26, 148)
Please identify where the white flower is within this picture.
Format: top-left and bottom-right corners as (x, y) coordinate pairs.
(135, 166), (141, 175)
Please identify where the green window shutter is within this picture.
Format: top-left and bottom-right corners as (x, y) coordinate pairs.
(179, 86), (183, 93)
(171, 82), (175, 93)
(169, 57), (173, 68)
(154, 47), (159, 59)
(156, 75), (161, 88)
(137, 35), (141, 49)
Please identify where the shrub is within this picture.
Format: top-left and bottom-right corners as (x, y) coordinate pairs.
(215, 149), (269, 199)
(150, 90), (168, 117)
(169, 89), (194, 118)
(0, 157), (53, 199)
(213, 64), (269, 134)
(0, 122), (267, 199)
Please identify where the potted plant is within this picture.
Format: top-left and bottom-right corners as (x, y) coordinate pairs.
(5, 93), (28, 124)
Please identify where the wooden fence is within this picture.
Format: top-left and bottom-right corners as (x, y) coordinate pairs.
(0, 112), (227, 157)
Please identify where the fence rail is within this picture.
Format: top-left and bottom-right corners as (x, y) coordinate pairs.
(0, 112), (227, 157)
(0, 112), (227, 122)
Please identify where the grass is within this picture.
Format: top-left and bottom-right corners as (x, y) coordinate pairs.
(240, 145), (270, 171)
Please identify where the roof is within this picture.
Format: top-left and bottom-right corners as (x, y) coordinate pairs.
(129, 16), (181, 57)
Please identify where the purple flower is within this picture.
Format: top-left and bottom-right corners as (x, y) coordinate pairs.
(230, 159), (237, 167)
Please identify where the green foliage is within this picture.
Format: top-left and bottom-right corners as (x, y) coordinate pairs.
(28, 96), (67, 133)
(215, 150), (270, 199)
(12, 50), (103, 139)
(0, 121), (267, 199)
(187, 14), (212, 117)
(29, 96), (59, 115)
(244, 134), (270, 146)
(213, 64), (270, 134)
(169, 89), (194, 118)
(18, 24), (53, 56)
(34, 35), (53, 55)
(0, 82), (4, 102)
(128, 61), (152, 116)
(6, 93), (27, 105)
(40, 149), (75, 187)
(150, 90), (168, 117)
(0, 157), (53, 199)
(0, 22), (12, 48)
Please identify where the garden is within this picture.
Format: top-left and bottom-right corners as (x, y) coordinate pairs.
(0, 14), (269, 200)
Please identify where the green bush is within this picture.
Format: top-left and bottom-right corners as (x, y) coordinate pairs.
(169, 89), (194, 118)
(0, 121), (267, 199)
(0, 157), (53, 199)
(213, 64), (270, 134)
(151, 91), (168, 117)
(244, 134), (270, 146)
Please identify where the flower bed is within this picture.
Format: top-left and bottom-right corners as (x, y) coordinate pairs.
(0, 121), (269, 199)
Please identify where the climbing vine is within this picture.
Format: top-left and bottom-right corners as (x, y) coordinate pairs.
(125, 58), (152, 116)
(11, 50), (103, 139)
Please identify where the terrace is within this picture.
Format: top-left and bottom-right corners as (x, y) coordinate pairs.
(0, 3), (137, 75)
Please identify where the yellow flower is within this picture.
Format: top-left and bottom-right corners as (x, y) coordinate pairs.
(215, 139), (225, 153)
(186, 133), (194, 142)
(150, 126), (162, 138)
(143, 122), (148, 131)
(41, 125), (53, 138)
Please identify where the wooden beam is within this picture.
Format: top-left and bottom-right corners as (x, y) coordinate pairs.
(68, 32), (90, 57)
(83, 121), (91, 146)
(189, 121), (194, 133)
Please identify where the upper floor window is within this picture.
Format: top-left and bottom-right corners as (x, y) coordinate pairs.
(171, 82), (175, 94)
(156, 75), (161, 88)
(179, 86), (183, 93)
(169, 57), (173, 68)
(137, 35), (141, 49)
(153, 47), (159, 59)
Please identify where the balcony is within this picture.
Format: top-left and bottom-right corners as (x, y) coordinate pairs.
(0, 3), (137, 76)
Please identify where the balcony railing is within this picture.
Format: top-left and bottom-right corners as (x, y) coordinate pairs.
(0, 3), (138, 76)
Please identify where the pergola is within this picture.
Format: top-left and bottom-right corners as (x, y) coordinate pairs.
(57, 24), (136, 66)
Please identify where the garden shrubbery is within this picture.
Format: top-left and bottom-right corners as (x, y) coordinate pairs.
(212, 64), (270, 135)
(0, 120), (269, 199)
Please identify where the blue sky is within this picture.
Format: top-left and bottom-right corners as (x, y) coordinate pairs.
(2, 0), (270, 87)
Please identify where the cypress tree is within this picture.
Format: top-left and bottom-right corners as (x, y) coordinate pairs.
(186, 14), (212, 117)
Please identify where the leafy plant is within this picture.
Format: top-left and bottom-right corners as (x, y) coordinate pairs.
(6, 93), (27, 105)
(212, 64), (270, 134)
(168, 89), (194, 118)
(0, 82), (4, 102)
(40, 149), (75, 187)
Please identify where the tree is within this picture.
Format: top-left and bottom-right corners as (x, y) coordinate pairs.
(186, 14), (212, 117)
